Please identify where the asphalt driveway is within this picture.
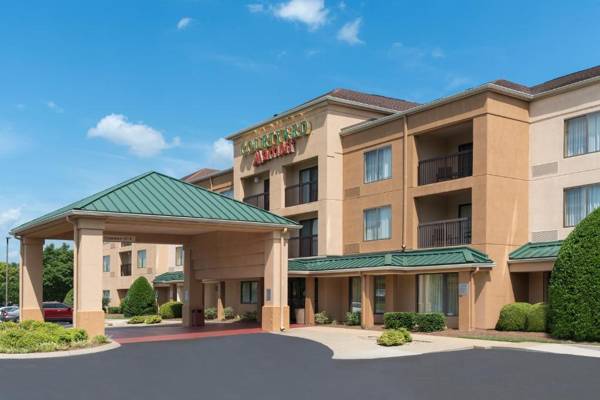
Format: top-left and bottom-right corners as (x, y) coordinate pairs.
(1, 334), (599, 400)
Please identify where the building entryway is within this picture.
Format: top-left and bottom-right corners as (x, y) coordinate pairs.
(288, 278), (306, 324)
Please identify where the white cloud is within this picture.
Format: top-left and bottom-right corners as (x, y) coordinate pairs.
(0, 208), (21, 227)
(87, 114), (180, 157)
(211, 138), (233, 164)
(337, 18), (363, 45)
(431, 47), (445, 58)
(177, 17), (193, 30)
(338, 1), (346, 10)
(247, 3), (265, 13)
(274, 0), (329, 30)
(46, 101), (63, 113)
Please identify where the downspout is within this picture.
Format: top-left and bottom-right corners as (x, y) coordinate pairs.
(402, 115), (408, 250)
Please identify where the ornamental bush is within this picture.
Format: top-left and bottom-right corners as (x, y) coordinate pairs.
(63, 288), (74, 307)
(377, 328), (412, 347)
(384, 312), (417, 330)
(549, 207), (600, 341)
(204, 307), (217, 320)
(223, 307), (236, 320)
(127, 316), (146, 324)
(314, 311), (331, 325)
(144, 315), (162, 324)
(345, 311), (361, 326)
(414, 313), (445, 332)
(159, 301), (183, 319)
(526, 303), (548, 332)
(122, 277), (156, 317)
(0, 321), (90, 353)
(496, 303), (532, 331)
(107, 306), (122, 314)
(240, 311), (258, 322)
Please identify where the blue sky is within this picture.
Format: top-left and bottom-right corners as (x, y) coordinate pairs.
(1, 0), (599, 260)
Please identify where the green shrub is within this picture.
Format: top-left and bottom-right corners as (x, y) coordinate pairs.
(496, 303), (532, 331)
(204, 307), (217, 320)
(345, 311), (361, 326)
(92, 335), (109, 345)
(526, 303), (548, 332)
(122, 277), (156, 317)
(240, 311), (258, 322)
(0, 321), (94, 353)
(127, 316), (146, 324)
(107, 306), (122, 314)
(377, 328), (412, 346)
(384, 312), (416, 330)
(159, 301), (183, 319)
(63, 288), (74, 307)
(223, 307), (236, 320)
(549, 208), (600, 341)
(144, 315), (162, 324)
(415, 313), (445, 332)
(314, 311), (331, 325)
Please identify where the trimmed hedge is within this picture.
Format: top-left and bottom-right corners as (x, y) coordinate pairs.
(314, 311), (331, 325)
(0, 321), (90, 353)
(127, 316), (146, 324)
(240, 311), (258, 322)
(549, 207), (600, 341)
(496, 302), (532, 331)
(107, 306), (121, 314)
(384, 312), (416, 330)
(144, 315), (162, 324)
(377, 328), (412, 346)
(122, 277), (156, 317)
(223, 307), (236, 320)
(526, 303), (548, 332)
(159, 301), (183, 319)
(345, 311), (361, 326)
(204, 307), (217, 320)
(383, 312), (445, 332)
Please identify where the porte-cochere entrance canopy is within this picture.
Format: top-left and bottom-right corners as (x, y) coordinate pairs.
(11, 171), (299, 336)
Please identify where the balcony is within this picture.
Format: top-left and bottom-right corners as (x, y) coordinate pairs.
(288, 235), (318, 259)
(243, 192), (269, 210)
(120, 263), (132, 277)
(418, 151), (473, 186)
(285, 182), (318, 207)
(418, 217), (472, 248)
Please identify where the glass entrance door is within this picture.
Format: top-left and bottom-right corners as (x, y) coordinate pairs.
(288, 278), (306, 323)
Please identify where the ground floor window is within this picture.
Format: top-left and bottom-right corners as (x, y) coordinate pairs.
(102, 290), (110, 301)
(349, 277), (361, 312)
(240, 281), (258, 304)
(417, 273), (458, 316)
(374, 276), (386, 314)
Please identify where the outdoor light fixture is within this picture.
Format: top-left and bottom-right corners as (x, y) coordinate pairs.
(253, 176), (260, 184)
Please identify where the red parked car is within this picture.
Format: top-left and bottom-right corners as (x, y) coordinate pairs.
(42, 302), (73, 323)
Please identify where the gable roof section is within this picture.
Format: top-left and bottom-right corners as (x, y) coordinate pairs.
(326, 88), (419, 112)
(11, 171), (299, 234)
(509, 241), (563, 261)
(181, 168), (219, 183)
(289, 246), (493, 273)
(154, 271), (184, 284)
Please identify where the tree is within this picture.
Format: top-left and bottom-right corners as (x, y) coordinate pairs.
(0, 262), (19, 305)
(122, 277), (156, 317)
(42, 243), (73, 302)
(549, 207), (600, 341)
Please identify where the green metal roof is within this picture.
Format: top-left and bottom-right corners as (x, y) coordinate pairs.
(153, 271), (184, 284)
(288, 246), (493, 272)
(509, 240), (563, 261)
(12, 171), (299, 233)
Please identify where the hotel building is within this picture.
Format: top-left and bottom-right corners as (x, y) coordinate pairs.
(89, 65), (600, 332)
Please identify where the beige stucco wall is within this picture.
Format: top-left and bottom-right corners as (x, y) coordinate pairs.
(529, 82), (600, 241)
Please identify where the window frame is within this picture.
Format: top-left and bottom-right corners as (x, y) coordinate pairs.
(363, 145), (392, 184)
(563, 182), (600, 227)
(564, 111), (600, 158)
(416, 273), (458, 317)
(363, 205), (392, 241)
(136, 249), (147, 269)
(175, 246), (184, 267)
(240, 281), (258, 305)
(373, 276), (386, 315)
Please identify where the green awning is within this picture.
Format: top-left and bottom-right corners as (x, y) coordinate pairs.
(153, 271), (184, 284)
(509, 240), (563, 261)
(289, 246), (493, 273)
(12, 171), (299, 234)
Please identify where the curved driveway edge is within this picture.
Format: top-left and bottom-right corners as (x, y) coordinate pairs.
(0, 341), (121, 360)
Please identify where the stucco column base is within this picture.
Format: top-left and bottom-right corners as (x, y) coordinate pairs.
(20, 308), (44, 321)
(261, 305), (289, 331)
(76, 311), (105, 337)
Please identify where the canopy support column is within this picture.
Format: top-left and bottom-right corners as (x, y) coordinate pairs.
(304, 277), (316, 325)
(361, 274), (374, 329)
(19, 237), (44, 321)
(182, 242), (204, 327)
(262, 230), (289, 331)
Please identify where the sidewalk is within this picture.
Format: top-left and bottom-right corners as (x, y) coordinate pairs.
(282, 326), (600, 360)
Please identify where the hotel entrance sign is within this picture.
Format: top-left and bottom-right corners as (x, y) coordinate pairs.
(104, 235), (136, 243)
(240, 120), (312, 166)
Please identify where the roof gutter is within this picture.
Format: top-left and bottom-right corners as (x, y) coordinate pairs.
(225, 96), (400, 140)
(507, 257), (557, 264)
(288, 262), (495, 276)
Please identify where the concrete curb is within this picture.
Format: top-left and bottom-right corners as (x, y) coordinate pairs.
(0, 341), (121, 360)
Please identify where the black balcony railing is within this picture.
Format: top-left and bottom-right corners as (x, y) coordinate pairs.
(285, 182), (318, 207)
(120, 263), (132, 277)
(243, 192), (269, 210)
(418, 151), (473, 186)
(288, 235), (318, 259)
(418, 218), (472, 248)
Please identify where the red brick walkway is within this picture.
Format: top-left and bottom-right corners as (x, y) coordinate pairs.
(109, 322), (264, 344)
